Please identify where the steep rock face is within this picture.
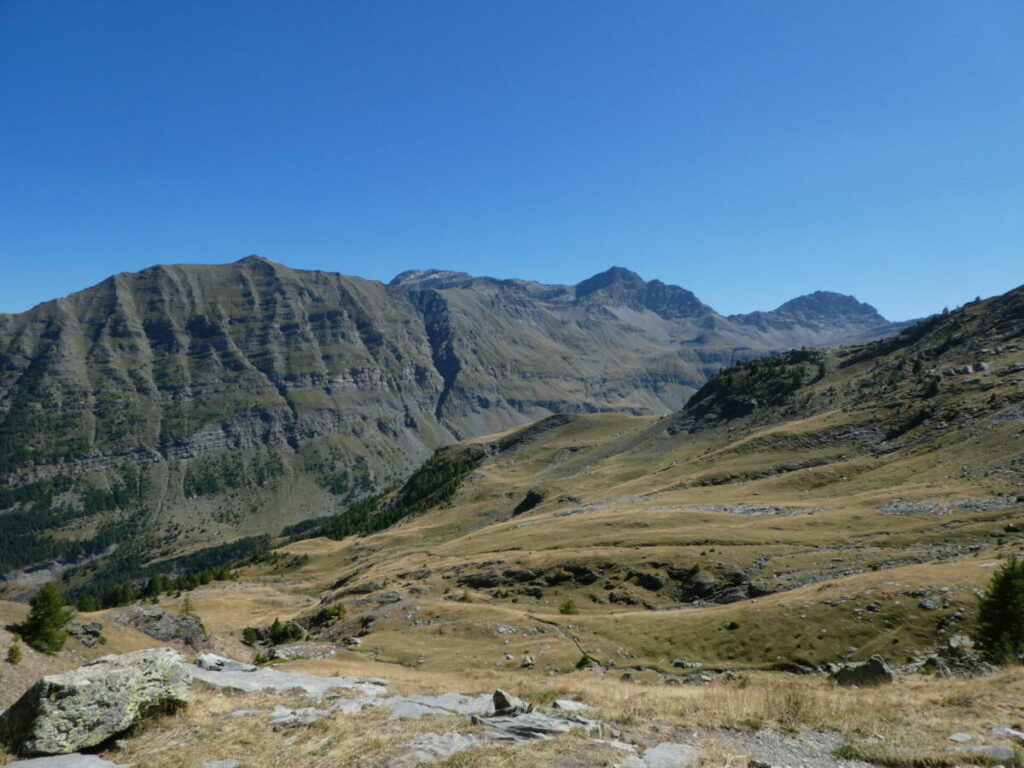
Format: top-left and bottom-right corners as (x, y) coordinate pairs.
(0, 257), (908, 575)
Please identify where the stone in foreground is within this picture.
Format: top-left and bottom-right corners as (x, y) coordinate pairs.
(5, 757), (129, 768)
(0, 648), (190, 756)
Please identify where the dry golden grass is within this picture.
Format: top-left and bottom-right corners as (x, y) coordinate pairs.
(4, 664), (1020, 767)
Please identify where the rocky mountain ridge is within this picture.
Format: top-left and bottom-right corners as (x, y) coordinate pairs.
(0, 256), (910, 586)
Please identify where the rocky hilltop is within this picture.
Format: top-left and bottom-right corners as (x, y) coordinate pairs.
(0, 256), (908, 590)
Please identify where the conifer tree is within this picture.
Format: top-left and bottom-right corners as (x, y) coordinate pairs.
(17, 583), (73, 654)
(975, 556), (1024, 663)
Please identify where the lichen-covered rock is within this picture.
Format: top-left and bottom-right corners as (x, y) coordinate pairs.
(0, 648), (190, 756)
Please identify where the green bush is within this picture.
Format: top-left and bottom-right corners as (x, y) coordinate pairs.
(15, 584), (73, 654)
(6, 643), (22, 664)
(558, 599), (579, 615)
(575, 653), (597, 670)
(975, 556), (1024, 663)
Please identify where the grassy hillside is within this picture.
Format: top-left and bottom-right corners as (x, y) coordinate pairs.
(179, 285), (1024, 675)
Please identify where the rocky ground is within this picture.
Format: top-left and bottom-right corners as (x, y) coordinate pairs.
(3, 643), (1024, 768)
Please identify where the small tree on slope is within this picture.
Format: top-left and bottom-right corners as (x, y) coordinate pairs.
(975, 556), (1024, 663)
(16, 583), (73, 654)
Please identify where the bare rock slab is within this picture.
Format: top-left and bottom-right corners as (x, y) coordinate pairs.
(405, 732), (481, 762)
(641, 742), (701, 767)
(188, 660), (387, 698)
(0, 648), (190, 756)
(477, 712), (601, 743)
(5, 757), (129, 768)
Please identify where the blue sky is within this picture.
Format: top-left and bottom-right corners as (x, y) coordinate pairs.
(1, 1), (1021, 320)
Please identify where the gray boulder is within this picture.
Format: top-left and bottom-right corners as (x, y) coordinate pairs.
(64, 623), (103, 649)
(921, 641), (996, 678)
(0, 648), (190, 756)
(832, 654), (894, 687)
(950, 744), (1016, 762)
(110, 606), (210, 651)
(492, 689), (533, 716)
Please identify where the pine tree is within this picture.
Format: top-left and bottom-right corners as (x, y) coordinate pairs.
(975, 556), (1024, 663)
(17, 583), (73, 654)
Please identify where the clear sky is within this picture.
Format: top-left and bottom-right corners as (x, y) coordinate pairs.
(1, 1), (1021, 320)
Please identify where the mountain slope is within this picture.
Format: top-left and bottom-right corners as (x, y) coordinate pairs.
(0, 256), (907, 589)
(257, 281), (1024, 672)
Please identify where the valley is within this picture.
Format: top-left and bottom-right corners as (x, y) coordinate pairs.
(2, 268), (1024, 767)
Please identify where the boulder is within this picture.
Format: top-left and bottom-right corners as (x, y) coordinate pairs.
(492, 689), (533, 716)
(0, 648), (190, 756)
(921, 641), (996, 678)
(950, 744), (1016, 762)
(110, 606), (209, 651)
(831, 654), (894, 687)
(991, 726), (1024, 743)
(64, 622), (103, 649)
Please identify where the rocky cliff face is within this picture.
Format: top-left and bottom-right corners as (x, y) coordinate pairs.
(0, 257), (909, 580)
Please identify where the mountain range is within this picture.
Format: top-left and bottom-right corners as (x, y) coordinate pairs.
(0, 256), (910, 589)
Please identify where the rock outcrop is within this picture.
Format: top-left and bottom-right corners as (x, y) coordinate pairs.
(831, 655), (895, 687)
(0, 648), (190, 756)
(110, 606), (210, 651)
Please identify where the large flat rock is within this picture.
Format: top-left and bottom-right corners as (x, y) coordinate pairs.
(188, 661), (387, 698)
(6, 757), (129, 768)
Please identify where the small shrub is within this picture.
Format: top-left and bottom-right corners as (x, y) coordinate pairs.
(575, 653), (597, 670)
(6, 644), (22, 664)
(559, 599), (579, 615)
(725, 620), (740, 631)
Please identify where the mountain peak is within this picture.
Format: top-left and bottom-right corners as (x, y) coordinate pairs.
(574, 266), (645, 298)
(389, 269), (476, 290)
(574, 267), (712, 320)
(774, 291), (885, 322)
